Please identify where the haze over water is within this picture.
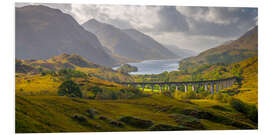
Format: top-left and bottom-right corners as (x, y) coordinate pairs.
(114, 58), (183, 75)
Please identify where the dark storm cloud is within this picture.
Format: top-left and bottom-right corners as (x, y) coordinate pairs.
(156, 6), (189, 32)
(178, 7), (258, 38)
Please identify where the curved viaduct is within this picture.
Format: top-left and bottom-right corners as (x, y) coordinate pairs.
(119, 77), (237, 94)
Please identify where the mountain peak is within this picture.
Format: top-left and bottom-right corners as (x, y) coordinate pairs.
(59, 53), (71, 58)
(89, 18), (99, 23)
(17, 5), (63, 14)
(82, 20), (178, 62)
(49, 53), (99, 68)
(16, 5), (115, 67)
(84, 18), (103, 25)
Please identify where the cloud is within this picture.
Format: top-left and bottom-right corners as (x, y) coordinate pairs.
(15, 3), (258, 52)
(70, 4), (161, 30)
(176, 7), (258, 38)
(147, 32), (230, 52)
(153, 6), (189, 32)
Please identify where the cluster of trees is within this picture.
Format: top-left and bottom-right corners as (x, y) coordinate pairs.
(89, 86), (145, 100)
(57, 79), (145, 100)
(58, 80), (82, 98)
(117, 64), (138, 74)
(58, 68), (87, 79)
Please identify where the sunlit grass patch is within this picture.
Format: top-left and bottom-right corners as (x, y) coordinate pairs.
(15, 74), (60, 95)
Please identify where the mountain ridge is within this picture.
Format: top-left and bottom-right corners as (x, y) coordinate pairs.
(16, 5), (115, 67)
(82, 19), (178, 63)
(178, 26), (258, 73)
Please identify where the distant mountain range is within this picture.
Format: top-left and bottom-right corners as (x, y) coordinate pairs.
(16, 5), (115, 67)
(82, 19), (178, 63)
(179, 26), (258, 72)
(165, 45), (197, 58)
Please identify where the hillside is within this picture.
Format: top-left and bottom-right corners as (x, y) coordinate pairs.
(82, 19), (177, 63)
(16, 53), (133, 82)
(16, 5), (115, 67)
(123, 29), (178, 59)
(232, 57), (258, 105)
(15, 56), (258, 133)
(178, 26), (258, 73)
(16, 94), (256, 133)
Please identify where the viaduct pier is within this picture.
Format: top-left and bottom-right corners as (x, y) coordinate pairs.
(119, 77), (237, 94)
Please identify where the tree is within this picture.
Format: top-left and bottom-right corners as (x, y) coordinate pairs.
(91, 86), (102, 98)
(58, 80), (82, 98)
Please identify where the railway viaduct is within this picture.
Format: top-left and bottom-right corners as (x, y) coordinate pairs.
(119, 77), (237, 94)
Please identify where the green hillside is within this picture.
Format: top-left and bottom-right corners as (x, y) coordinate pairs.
(178, 26), (257, 73)
(15, 53), (258, 133)
(16, 53), (133, 82)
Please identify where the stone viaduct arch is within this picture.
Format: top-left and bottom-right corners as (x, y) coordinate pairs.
(119, 77), (237, 94)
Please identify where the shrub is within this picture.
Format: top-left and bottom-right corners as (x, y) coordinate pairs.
(98, 116), (124, 128)
(174, 91), (200, 100)
(229, 98), (247, 113)
(246, 105), (258, 123)
(72, 113), (87, 123)
(109, 120), (124, 128)
(162, 91), (173, 98)
(86, 108), (98, 119)
(150, 124), (187, 131)
(229, 98), (258, 123)
(197, 91), (210, 98)
(40, 71), (46, 76)
(119, 87), (144, 99)
(213, 92), (232, 103)
(170, 114), (204, 130)
(58, 80), (82, 98)
(91, 86), (103, 98)
(95, 90), (118, 100)
(99, 116), (110, 121)
(94, 87), (145, 100)
(119, 116), (153, 129)
(211, 105), (231, 112)
(58, 68), (87, 79)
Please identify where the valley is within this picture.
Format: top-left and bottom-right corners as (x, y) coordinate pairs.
(15, 4), (258, 133)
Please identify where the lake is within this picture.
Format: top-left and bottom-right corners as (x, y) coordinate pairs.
(113, 58), (183, 75)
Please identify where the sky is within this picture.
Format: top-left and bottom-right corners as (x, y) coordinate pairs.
(16, 3), (258, 53)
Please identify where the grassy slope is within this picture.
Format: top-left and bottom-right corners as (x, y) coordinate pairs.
(16, 94), (257, 133)
(178, 26), (257, 73)
(15, 73), (124, 97)
(233, 57), (258, 105)
(15, 74), (61, 95)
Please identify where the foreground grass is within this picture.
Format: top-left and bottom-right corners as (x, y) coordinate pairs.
(16, 94), (257, 133)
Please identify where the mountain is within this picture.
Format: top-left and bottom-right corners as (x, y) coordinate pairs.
(123, 29), (178, 59)
(82, 19), (177, 63)
(16, 5), (115, 67)
(178, 26), (258, 73)
(165, 45), (197, 58)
